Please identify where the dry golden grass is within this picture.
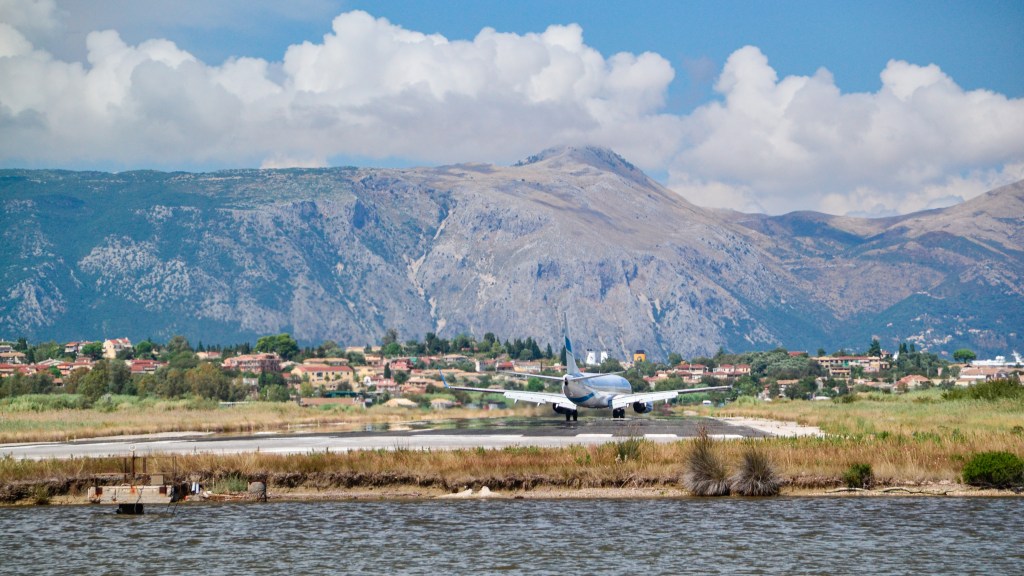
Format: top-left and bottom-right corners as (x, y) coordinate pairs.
(699, 389), (1024, 437)
(2, 389), (1023, 499)
(0, 397), (543, 443)
(5, 430), (1023, 498)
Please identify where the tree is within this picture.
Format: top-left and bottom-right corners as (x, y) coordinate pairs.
(186, 362), (230, 399)
(381, 342), (402, 357)
(255, 333), (299, 360)
(384, 363), (392, 379)
(263, 384), (291, 402)
(135, 340), (155, 359)
(81, 342), (104, 361)
(166, 335), (192, 354)
(394, 370), (410, 385)
(953, 348), (977, 364)
(79, 359), (130, 402)
(381, 328), (399, 347)
(868, 338), (881, 357)
(598, 358), (624, 373)
(31, 341), (62, 362)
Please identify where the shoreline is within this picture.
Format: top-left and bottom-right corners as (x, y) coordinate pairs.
(10, 483), (1020, 508)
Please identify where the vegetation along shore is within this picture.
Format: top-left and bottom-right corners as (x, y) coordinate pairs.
(2, 385), (1022, 505)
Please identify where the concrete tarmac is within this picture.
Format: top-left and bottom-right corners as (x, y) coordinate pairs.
(0, 416), (769, 460)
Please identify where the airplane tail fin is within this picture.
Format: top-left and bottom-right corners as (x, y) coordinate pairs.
(564, 335), (582, 376)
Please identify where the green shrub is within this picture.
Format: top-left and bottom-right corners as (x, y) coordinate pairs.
(683, 428), (730, 496)
(614, 437), (645, 462)
(961, 451), (1024, 489)
(730, 444), (780, 496)
(942, 378), (1024, 401)
(210, 474), (249, 494)
(843, 463), (874, 488)
(32, 485), (50, 505)
(0, 394), (87, 412)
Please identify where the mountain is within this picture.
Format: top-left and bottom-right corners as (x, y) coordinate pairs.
(1, 146), (1022, 359)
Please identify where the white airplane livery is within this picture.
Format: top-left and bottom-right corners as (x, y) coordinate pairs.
(442, 335), (729, 421)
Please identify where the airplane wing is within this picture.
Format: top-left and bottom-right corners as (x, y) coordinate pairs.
(439, 371), (575, 409)
(610, 385), (731, 410)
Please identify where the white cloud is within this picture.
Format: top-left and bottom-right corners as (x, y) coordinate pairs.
(670, 46), (1024, 214)
(0, 11), (1022, 215)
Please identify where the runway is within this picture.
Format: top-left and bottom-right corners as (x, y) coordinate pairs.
(1, 416), (774, 460)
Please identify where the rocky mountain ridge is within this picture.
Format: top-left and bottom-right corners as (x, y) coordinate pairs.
(1, 146), (1021, 359)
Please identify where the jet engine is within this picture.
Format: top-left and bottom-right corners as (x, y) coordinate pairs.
(632, 401), (654, 414)
(553, 405), (574, 416)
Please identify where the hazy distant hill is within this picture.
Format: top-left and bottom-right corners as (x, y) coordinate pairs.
(1, 147), (1021, 359)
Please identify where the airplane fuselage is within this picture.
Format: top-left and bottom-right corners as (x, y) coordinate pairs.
(564, 373), (632, 409)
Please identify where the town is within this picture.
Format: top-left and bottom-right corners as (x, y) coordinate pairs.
(0, 331), (1020, 408)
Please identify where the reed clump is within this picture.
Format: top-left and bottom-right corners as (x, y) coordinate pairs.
(682, 428), (730, 496)
(730, 443), (780, 496)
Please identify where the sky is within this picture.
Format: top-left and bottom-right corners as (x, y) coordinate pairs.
(1, 0), (1022, 216)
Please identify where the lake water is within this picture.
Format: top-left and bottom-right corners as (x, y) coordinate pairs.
(1, 497), (1021, 575)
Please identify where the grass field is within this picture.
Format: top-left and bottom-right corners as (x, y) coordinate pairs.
(698, 389), (1024, 438)
(0, 394), (542, 444)
(2, 390), (1022, 499)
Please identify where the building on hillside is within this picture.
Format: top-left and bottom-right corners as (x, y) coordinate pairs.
(388, 358), (413, 372)
(400, 381), (429, 396)
(102, 338), (133, 359)
(956, 366), (1015, 387)
(896, 374), (931, 390)
(512, 361), (541, 374)
(222, 353), (281, 374)
(365, 376), (399, 394)
(56, 358), (94, 377)
(715, 364), (751, 376)
(290, 364), (354, 389)
(474, 358), (497, 372)
(196, 351), (222, 361)
(0, 351), (27, 364)
(633, 350), (647, 363)
(814, 356), (890, 377)
(63, 341), (94, 356)
(442, 354), (470, 365)
(128, 359), (167, 375)
(302, 357), (349, 366)
(585, 349), (609, 365)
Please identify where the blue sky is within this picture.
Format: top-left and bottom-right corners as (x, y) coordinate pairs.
(1, 0), (1022, 215)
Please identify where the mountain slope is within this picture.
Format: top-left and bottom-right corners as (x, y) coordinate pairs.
(1, 148), (1021, 358)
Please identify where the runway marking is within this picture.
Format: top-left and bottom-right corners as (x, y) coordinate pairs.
(576, 433), (613, 438)
(709, 434), (745, 440)
(643, 434), (678, 439)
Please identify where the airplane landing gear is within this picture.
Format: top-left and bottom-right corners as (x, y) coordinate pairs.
(564, 410), (578, 422)
(612, 408), (626, 419)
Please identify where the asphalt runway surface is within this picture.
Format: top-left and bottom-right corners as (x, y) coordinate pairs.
(1, 416), (769, 460)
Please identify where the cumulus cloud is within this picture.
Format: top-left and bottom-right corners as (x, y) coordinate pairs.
(0, 10), (677, 172)
(670, 46), (1024, 214)
(0, 10), (1022, 216)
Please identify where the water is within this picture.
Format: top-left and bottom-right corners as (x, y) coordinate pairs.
(1, 497), (1021, 575)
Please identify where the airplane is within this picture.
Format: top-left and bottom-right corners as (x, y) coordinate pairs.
(440, 335), (730, 421)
